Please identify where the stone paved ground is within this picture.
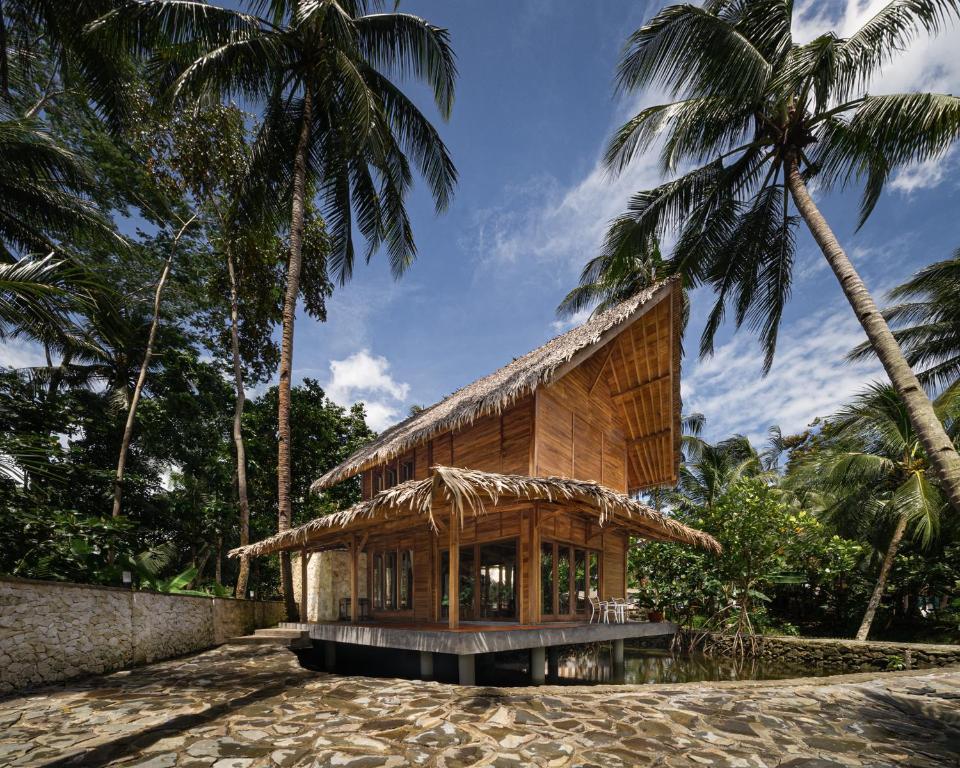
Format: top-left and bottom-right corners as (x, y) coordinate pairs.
(1, 645), (959, 768)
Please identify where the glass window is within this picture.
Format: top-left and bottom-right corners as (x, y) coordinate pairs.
(400, 550), (413, 610)
(372, 471), (383, 494)
(541, 542), (554, 615)
(401, 460), (414, 482)
(440, 549), (450, 618)
(385, 467), (397, 488)
(575, 549), (587, 613)
(557, 546), (571, 615)
(479, 540), (517, 619)
(384, 551), (397, 609)
(459, 545), (475, 621)
(373, 553), (384, 610)
(589, 551), (600, 599)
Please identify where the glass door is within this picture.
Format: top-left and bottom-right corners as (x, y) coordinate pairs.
(479, 540), (517, 620)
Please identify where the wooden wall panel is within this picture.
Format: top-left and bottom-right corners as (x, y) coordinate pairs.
(432, 432), (453, 467)
(533, 341), (629, 492)
(501, 396), (534, 475)
(601, 531), (626, 600)
(453, 412), (501, 472)
(535, 387), (574, 477)
(415, 444), (430, 480)
(413, 527), (432, 622)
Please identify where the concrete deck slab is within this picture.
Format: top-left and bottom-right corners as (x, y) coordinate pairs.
(280, 620), (677, 655)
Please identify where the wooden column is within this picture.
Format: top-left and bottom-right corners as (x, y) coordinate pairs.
(299, 549), (308, 622)
(350, 534), (359, 623)
(449, 508), (459, 629)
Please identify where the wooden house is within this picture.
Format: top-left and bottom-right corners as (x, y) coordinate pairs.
(232, 278), (717, 641)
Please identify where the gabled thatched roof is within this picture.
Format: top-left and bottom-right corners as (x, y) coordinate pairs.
(313, 278), (681, 492)
(230, 465), (720, 558)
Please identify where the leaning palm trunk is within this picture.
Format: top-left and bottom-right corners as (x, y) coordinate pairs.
(856, 513), (908, 641)
(787, 162), (960, 515)
(226, 246), (252, 600)
(112, 215), (195, 518)
(276, 91), (313, 621)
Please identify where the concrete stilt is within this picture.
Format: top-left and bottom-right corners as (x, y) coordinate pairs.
(457, 654), (475, 686)
(547, 647), (559, 681)
(324, 641), (337, 672)
(420, 651), (435, 680)
(530, 646), (546, 685)
(612, 639), (625, 682)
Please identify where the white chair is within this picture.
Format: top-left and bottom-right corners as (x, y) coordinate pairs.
(610, 597), (628, 624)
(588, 595), (613, 624)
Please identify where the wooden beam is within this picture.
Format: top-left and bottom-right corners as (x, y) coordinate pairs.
(350, 534), (359, 623)
(299, 549), (308, 622)
(627, 428), (671, 447)
(587, 342), (616, 396)
(611, 372), (670, 402)
(358, 532), (370, 552)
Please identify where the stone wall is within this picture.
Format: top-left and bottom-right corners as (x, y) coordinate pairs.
(686, 631), (960, 671)
(0, 577), (284, 694)
(292, 550), (367, 621)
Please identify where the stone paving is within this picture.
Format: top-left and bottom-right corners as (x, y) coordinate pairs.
(1, 644), (959, 768)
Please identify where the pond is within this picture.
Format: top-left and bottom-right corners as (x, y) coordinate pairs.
(543, 645), (839, 686)
(311, 641), (844, 687)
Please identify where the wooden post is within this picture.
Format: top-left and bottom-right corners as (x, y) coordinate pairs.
(350, 534), (359, 623)
(299, 549), (308, 622)
(449, 507), (459, 629)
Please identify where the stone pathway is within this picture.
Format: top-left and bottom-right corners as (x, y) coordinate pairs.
(1, 644), (959, 767)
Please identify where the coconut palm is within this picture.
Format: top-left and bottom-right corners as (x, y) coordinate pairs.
(601, 0), (960, 513)
(0, 115), (109, 257)
(677, 434), (764, 510)
(90, 0), (457, 617)
(800, 383), (957, 639)
(849, 249), (960, 392)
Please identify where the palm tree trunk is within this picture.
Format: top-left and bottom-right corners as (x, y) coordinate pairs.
(277, 90), (313, 621)
(111, 215), (195, 518)
(787, 161), (960, 515)
(226, 246), (252, 600)
(856, 513), (908, 641)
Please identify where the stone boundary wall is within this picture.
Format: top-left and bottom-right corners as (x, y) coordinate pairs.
(0, 576), (284, 694)
(682, 631), (960, 671)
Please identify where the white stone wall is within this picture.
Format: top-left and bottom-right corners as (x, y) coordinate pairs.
(0, 577), (284, 694)
(292, 551), (367, 621)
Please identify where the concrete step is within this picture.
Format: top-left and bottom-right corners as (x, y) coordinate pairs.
(253, 628), (309, 638)
(226, 627), (311, 650)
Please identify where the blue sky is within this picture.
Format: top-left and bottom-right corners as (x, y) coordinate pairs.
(4, 0), (957, 447)
(303, 0), (960, 444)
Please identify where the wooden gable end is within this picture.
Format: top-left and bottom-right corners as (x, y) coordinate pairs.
(533, 287), (680, 493)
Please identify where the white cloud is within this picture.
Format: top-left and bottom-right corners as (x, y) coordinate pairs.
(793, 0), (960, 94)
(682, 308), (886, 445)
(325, 349), (411, 431)
(890, 149), (958, 194)
(550, 307), (591, 334)
(0, 338), (46, 369)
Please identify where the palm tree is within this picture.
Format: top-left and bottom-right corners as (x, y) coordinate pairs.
(0, 115), (109, 257)
(799, 383), (955, 639)
(677, 433), (764, 510)
(558, 234), (668, 318)
(0, 254), (100, 342)
(91, 0), (457, 617)
(849, 249), (960, 392)
(601, 0), (960, 513)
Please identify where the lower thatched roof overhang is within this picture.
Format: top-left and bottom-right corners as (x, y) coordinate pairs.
(229, 465), (720, 559)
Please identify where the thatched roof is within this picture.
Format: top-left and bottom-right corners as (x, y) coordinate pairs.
(312, 278), (681, 492)
(230, 465), (720, 559)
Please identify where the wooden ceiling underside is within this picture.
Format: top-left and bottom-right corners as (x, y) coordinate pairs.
(602, 289), (680, 492)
